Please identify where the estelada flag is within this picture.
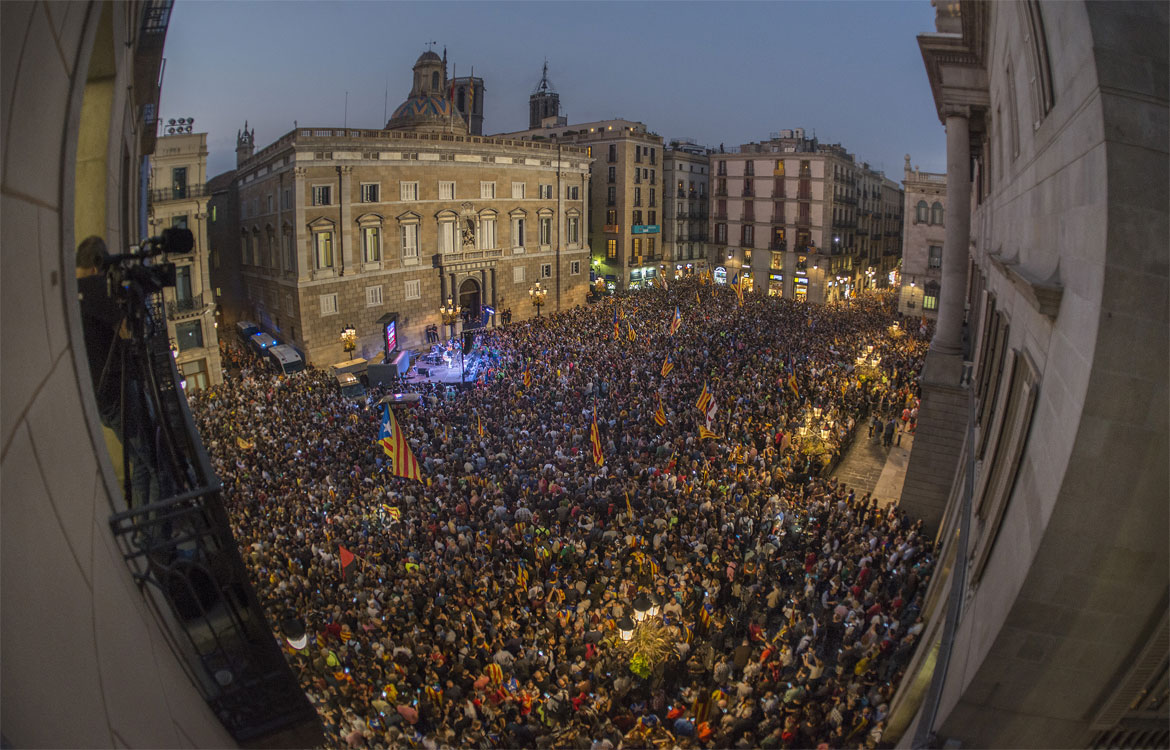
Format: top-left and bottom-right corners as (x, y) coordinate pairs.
(696, 381), (712, 412)
(698, 425), (721, 440)
(590, 406), (604, 466)
(654, 395), (667, 427)
(378, 404), (422, 481)
(523, 369), (532, 388)
(669, 306), (682, 336)
(627, 321), (636, 342)
(477, 414), (485, 436)
(788, 374), (799, 399)
(660, 353), (674, 377)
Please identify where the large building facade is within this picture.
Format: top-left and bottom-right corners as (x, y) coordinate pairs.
(662, 140), (711, 277)
(496, 119), (665, 292)
(221, 52), (590, 364)
(898, 155), (947, 319)
(148, 129), (223, 390)
(709, 131), (903, 302)
(888, 2), (1168, 748)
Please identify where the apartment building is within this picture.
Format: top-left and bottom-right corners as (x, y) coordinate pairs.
(495, 118), (665, 292)
(710, 130), (901, 303)
(148, 129), (223, 390)
(662, 140), (711, 278)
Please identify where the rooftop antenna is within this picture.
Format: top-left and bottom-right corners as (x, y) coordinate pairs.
(344, 90), (348, 129)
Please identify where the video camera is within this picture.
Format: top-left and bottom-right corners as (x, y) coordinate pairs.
(102, 227), (194, 297)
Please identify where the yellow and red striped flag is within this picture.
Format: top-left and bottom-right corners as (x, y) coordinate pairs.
(627, 321), (637, 342)
(523, 368), (532, 388)
(660, 352), (674, 377)
(378, 405), (422, 481)
(654, 394), (667, 427)
(696, 381), (713, 412)
(591, 406), (604, 466)
(698, 425), (721, 440)
(478, 414), (485, 436)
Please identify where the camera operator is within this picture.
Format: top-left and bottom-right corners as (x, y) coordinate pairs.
(76, 235), (161, 506)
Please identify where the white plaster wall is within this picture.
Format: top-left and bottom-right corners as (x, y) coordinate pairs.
(0, 2), (236, 747)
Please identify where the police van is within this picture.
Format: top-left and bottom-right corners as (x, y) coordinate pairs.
(235, 320), (260, 344)
(248, 331), (278, 358)
(268, 344), (306, 375)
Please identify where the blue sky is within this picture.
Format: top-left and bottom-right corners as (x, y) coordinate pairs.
(160, 0), (945, 180)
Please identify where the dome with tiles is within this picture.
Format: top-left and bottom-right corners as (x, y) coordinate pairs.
(385, 50), (468, 133)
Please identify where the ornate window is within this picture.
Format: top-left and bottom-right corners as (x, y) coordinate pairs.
(436, 210), (459, 254)
(396, 211), (420, 262)
(356, 213), (383, 263)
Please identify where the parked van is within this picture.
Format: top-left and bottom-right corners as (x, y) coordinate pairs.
(331, 358), (368, 399)
(235, 320), (260, 344)
(248, 332), (278, 358)
(268, 344), (306, 375)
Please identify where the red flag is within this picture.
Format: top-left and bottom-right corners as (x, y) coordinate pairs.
(339, 545), (356, 580)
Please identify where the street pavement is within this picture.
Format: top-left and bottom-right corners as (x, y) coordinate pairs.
(832, 425), (915, 508)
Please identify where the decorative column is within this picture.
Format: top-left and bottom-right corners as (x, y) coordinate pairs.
(933, 107), (971, 356)
(898, 105), (975, 536)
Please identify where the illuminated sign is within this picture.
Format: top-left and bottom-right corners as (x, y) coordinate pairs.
(631, 225), (660, 234)
(384, 320), (397, 353)
(770, 273), (783, 281)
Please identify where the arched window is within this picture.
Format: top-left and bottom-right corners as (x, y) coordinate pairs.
(356, 213), (383, 264)
(396, 211), (420, 263)
(436, 209), (459, 254)
(916, 200), (929, 223)
(308, 217), (335, 269)
(476, 209), (497, 250)
(931, 201), (944, 226)
(431, 71), (439, 91)
(240, 229), (251, 265)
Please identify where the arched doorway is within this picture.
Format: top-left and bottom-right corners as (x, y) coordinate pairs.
(458, 277), (481, 326)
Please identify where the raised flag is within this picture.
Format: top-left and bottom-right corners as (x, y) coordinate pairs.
(730, 271), (738, 287)
(613, 306), (620, 340)
(669, 306), (682, 336)
(660, 352), (674, 377)
(625, 491), (634, 518)
(698, 425), (721, 440)
(788, 374), (799, 399)
(659, 275), (669, 292)
(654, 395), (667, 427)
(339, 545), (356, 580)
(235, 436), (255, 451)
(590, 407), (604, 466)
(523, 369), (532, 388)
(478, 414), (485, 437)
(696, 290), (702, 306)
(378, 404), (422, 481)
(381, 504), (402, 522)
(696, 381), (713, 412)
(705, 393), (718, 426)
(627, 321), (636, 342)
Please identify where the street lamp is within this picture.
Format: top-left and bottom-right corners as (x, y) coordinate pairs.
(529, 282), (547, 317)
(632, 592), (652, 623)
(439, 297), (461, 341)
(617, 616), (636, 643)
(340, 324), (357, 357)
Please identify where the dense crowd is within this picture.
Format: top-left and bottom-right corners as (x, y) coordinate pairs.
(190, 279), (933, 749)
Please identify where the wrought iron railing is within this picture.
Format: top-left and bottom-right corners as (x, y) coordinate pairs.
(166, 292), (204, 318)
(103, 293), (320, 744)
(150, 184), (208, 203)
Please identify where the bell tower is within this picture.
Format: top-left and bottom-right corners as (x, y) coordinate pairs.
(528, 60), (560, 129)
(236, 121), (254, 167)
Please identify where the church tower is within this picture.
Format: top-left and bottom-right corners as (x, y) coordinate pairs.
(528, 60), (561, 129)
(236, 121), (254, 167)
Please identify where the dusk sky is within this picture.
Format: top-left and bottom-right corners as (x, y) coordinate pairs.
(160, 1), (946, 181)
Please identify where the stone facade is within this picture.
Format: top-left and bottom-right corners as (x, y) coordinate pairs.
(899, 155), (946, 319)
(709, 132), (903, 303)
(148, 130), (223, 390)
(494, 119), (665, 292)
(662, 141), (711, 277)
(229, 127), (589, 364)
(887, 2), (1169, 748)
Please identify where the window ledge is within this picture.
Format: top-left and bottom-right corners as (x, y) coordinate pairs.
(987, 252), (1063, 319)
(513, 246), (525, 254)
(402, 256), (420, 266)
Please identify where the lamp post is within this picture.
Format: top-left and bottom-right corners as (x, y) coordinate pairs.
(439, 297), (461, 342)
(340, 324), (357, 358)
(529, 282), (547, 317)
(439, 298), (465, 382)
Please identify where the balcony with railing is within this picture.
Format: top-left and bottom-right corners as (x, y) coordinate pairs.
(99, 293), (321, 745)
(150, 183), (209, 204)
(167, 292), (205, 319)
(603, 224), (621, 233)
